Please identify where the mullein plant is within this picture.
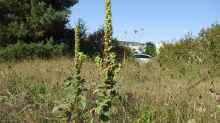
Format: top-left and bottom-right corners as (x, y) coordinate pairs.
(53, 22), (87, 123)
(95, 0), (120, 122)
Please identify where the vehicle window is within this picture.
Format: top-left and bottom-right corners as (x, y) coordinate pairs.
(134, 54), (150, 58)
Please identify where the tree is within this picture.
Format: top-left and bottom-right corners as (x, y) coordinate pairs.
(81, 27), (104, 57)
(83, 26), (128, 59)
(144, 42), (157, 57)
(0, 0), (31, 46)
(0, 0), (78, 46)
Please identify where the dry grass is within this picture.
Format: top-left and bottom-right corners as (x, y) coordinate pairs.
(0, 58), (220, 123)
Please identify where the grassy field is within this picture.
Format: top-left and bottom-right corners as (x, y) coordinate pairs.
(0, 58), (220, 123)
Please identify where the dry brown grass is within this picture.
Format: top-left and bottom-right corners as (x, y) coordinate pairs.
(0, 58), (220, 123)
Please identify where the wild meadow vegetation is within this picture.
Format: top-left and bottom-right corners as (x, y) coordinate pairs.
(0, 0), (220, 123)
(0, 55), (220, 123)
(1, 23), (220, 122)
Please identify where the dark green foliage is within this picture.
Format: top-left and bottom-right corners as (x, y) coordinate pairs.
(81, 27), (129, 58)
(112, 45), (133, 61)
(0, 0), (128, 60)
(0, 41), (67, 62)
(0, 0), (78, 46)
(144, 42), (157, 57)
(81, 27), (104, 57)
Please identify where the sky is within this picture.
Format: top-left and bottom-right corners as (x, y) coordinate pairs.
(69, 0), (220, 44)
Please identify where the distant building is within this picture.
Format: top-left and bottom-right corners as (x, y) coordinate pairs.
(117, 41), (145, 54)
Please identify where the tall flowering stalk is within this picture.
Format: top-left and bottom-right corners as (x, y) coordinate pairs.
(95, 0), (119, 122)
(73, 22), (87, 108)
(53, 22), (87, 123)
(74, 22), (86, 79)
(103, 0), (113, 59)
(67, 22), (87, 122)
(74, 23), (81, 74)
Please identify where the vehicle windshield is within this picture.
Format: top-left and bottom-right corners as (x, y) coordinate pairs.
(134, 54), (151, 58)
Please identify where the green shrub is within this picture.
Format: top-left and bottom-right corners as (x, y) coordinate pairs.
(0, 41), (67, 62)
(159, 23), (220, 68)
(144, 42), (157, 57)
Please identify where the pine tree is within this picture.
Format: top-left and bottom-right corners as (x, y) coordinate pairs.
(0, 0), (78, 46)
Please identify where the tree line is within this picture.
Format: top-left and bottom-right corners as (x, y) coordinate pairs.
(0, 0), (133, 61)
